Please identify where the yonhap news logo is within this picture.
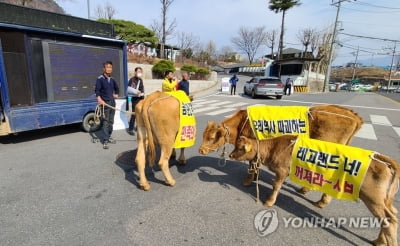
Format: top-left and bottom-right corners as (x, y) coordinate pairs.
(253, 209), (389, 237)
(254, 209), (279, 237)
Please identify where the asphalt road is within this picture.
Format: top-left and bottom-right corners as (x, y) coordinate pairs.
(1, 81), (399, 246)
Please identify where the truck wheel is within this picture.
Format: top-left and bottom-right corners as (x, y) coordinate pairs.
(82, 112), (101, 132)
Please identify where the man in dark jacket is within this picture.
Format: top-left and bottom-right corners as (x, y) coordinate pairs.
(95, 61), (119, 149)
(177, 71), (190, 96)
(126, 67), (144, 135)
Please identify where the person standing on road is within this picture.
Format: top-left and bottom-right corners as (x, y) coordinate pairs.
(126, 67), (144, 136)
(177, 71), (190, 96)
(162, 70), (177, 92)
(95, 61), (119, 149)
(284, 77), (293, 95)
(229, 74), (238, 95)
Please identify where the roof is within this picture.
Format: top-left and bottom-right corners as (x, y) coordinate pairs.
(281, 48), (304, 55)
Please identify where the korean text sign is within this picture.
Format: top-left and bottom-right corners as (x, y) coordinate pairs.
(247, 105), (310, 140)
(166, 91), (196, 148)
(290, 136), (373, 201)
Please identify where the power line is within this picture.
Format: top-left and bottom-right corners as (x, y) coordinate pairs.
(340, 32), (400, 43)
(341, 6), (400, 13)
(351, 1), (400, 10)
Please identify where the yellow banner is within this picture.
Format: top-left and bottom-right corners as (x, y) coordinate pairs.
(166, 91), (196, 148)
(290, 136), (373, 201)
(247, 105), (310, 140)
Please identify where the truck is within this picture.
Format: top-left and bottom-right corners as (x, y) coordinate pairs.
(0, 3), (128, 136)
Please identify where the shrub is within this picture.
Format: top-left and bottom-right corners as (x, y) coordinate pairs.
(181, 65), (197, 73)
(195, 68), (210, 80)
(152, 60), (175, 78)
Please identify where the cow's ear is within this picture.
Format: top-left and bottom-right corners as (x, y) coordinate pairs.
(245, 144), (252, 152)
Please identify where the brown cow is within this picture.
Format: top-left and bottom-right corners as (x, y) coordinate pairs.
(229, 135), (399, 246)
(198, 105), (363, 208)
(135, 91), (188, 191)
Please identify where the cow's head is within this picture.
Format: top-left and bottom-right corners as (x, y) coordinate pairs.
(229, 136), (255, 161)
(198, 121), (229, 155)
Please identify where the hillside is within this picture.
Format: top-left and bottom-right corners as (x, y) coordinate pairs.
(0, 0), (64, 14)
(331, 67), (400, 83)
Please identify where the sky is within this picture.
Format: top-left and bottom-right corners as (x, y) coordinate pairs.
(58, 0), (400, 66)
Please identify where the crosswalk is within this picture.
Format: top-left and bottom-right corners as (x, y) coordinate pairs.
(192, 97), (400, 141)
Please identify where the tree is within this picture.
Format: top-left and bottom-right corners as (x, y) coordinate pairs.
(218, 46), (237, 62)
(297, 28), (314, 57)
(151, 0), (177, 59)
(95, 2), (116, 20)
(204, 40), (217, 65)
(98, 19), (157, 46)
(231, 26), (268, 64)
(266, 29), (278, 58)
(268, 0), (301, 60)
(175, 32), (199, 63)
(151, 60), (175, 78)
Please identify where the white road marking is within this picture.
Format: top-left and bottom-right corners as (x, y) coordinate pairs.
(194, 106), (218, 113)
(211, 101), (234, 106)
(282, 99), (400, 111)
(205, 108), (237, 116)
(192, 100), (219, 105)
(227, 102), (249, 108)
(354, 123), (377, 140)
(370, 115), (392, 126)
(393, 127), (400, 138)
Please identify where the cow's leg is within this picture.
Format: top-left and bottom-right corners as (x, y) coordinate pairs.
(264, 170), (287, 207)
(170, 148), (176, 160)
(363, 202), (397, 246)
(159, 144), (176, 186)
(177, 148), (186, 165)
(242, 160), (257, 186)
(359, 171), (398, 246)
(135, 127), (150, 191)
(313, 193), (332, 208)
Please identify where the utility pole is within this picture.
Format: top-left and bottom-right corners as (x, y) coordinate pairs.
(387, 41), (397, 93)
(351, 45), (359, 82)
(323, 0), (353, 92)
(87, 0), (90, 19)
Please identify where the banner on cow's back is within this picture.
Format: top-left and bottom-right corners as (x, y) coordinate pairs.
(290, 136), (373, 201)
(247, 105), (310, 140)
(166, 91), (196, 148)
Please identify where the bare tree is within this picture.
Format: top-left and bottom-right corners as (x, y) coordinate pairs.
(231, 26), (268, 64)
(175, 31), (199, 63)
(151, 0), (177, 59)
(297, 28), (314, 57)
(95, 2), (117, 20)
(309, 32), (320, 57)
(204, 40), (217, 61)
(218, 46), (236, 62)
(266, 29), (278, 59)
(315, 32), (333, 74)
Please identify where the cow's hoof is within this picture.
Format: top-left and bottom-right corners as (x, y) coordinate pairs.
(312, 200), (327, 208)
(297, 187), (309, 195)
(140, 183), (151, 191)
(371, 238), (387, 246)
(165, 179), (176, 187)
(242, 179), (253, 187)
(263, 200), (275, 207)
(178, 159), (186, 166)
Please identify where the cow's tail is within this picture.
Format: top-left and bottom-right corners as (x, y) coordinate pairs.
(376, 153), (400, 217)
(142, 92), (160, 166)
